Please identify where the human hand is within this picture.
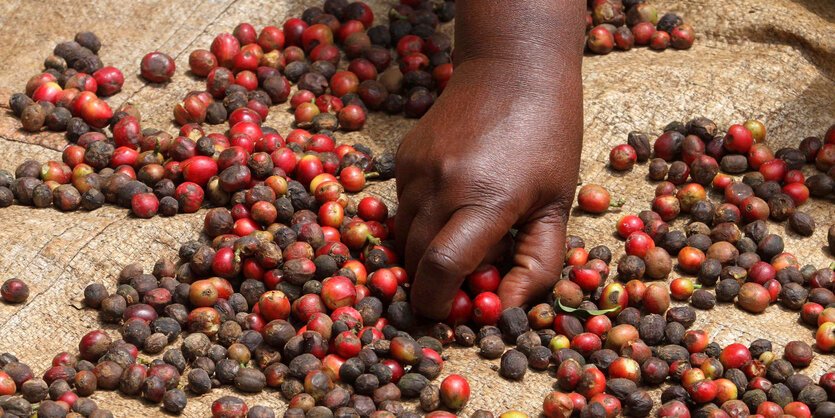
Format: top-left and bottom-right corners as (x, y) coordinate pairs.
(395, 55), (583, 320)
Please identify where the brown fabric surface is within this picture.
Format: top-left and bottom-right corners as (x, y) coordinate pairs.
(0, 0), (834, 416)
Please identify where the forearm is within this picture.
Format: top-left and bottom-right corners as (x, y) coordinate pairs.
(454, 0), (586, 82)
(448, 0), (585, 170)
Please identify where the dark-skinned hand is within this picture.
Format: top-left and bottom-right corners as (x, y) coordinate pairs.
(395, 0), (585, 320)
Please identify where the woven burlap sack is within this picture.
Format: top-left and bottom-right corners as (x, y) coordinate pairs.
(0, 0), (833, 416)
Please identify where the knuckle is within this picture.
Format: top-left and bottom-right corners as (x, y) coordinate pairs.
(421, 244), (464, 278)
(539, 199), (572, 226)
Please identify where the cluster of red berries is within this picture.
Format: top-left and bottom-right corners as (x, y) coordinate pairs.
(537, 245), (835, 417)
(557, 118), (835, 416)
(0, 170), (485, 417)
(476, 230), (835, 417)
(2, 0), (459, 217)
(170, 0), (454, 131)
(586, 1), (695, 54)
(0, 118), (394, 217)
(597, 118), (835, 339)
(9, 32), (124, 134)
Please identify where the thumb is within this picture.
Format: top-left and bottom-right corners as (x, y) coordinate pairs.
(410, 206), (512, 320)
(497, 204), (569, 309)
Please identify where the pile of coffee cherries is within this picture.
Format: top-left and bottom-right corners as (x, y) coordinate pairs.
(585, 0), (695, 54)
(175, 0), (455, 130)
(1, 118), (834, 417)
(8, 31), (124, 134)
(1, 0), (458, 217)
(0, 179), (485, 417)
(589, 118), (835, 335)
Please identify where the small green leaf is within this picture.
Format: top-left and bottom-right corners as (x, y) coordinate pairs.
(554, 298), (620, 318)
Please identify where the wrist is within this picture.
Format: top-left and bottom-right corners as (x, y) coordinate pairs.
(454, 0), (586, 73)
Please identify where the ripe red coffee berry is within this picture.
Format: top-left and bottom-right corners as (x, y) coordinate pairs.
(577, 184), (617, 214)
(543, 391), (574, 418)
(783, 402), (811, 418)
(569, 267), (602, 292)
(747, 143), (774, 169)
(719, 343), (752, 369)
(337, 105), (366, 131)
(440, 375), (470, 410)
(189, 49), (217, 77)
(565, 247), (588, 266)
(687, 379), (718, 403)
(211, 396), (248, 418)
(233, 23), (257, 45)
(0, 370), (18, 397)
(467, 264), (501, 294)
(258, 26), (285, 52)
(181, 156), (219, 187)
(652, 195), (680, 221)
(759, 158), (788, 182)
(339, 166), (366, 192)
(472, 292), (502, 326)
(445, 289), (473, 326)
(657, 401), (688, 417)
(782, 183), (809, 206)
(670, 278), (696, 301)
(617, 215), (644, 239)
(131, 193), (159, 218)
(357, 196), (387, 222)
(624, 231), (654, 258)
(610, 144), (637, 170)
(1, 279), (29, 304)
(738, 282), (770, 313)
(649, 31), (670, 50)
(211, 33), (241, 68)
(677, 247), (705, 274)
(321, 276), (357, 310)
(80, 98), (113, 129)
(817, 322), (835, 352)
(284, 18), (308, 47)
(368, 269), (397, 302)
(79, 330), (111, 362)
(632, 22), (656, 45)
(642, 283), (670, 314)
(588, 26), (614, 54)
(140, 52), (176, 83)
(670, 24), (695, 49)
(724, 124), (754, 153)
(585, 315), (612, 337)
(93, 66), (124, 96)
(258, 290), (291, 321)
(174, 182), (204, 213)
(784, 169), (804, 184)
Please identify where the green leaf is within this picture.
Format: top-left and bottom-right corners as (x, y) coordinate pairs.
(554, 298), (620, 318)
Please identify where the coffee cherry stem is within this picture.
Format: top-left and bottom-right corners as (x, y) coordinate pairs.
(610, 198), (626, 208)
(366, 234), (381, 246)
